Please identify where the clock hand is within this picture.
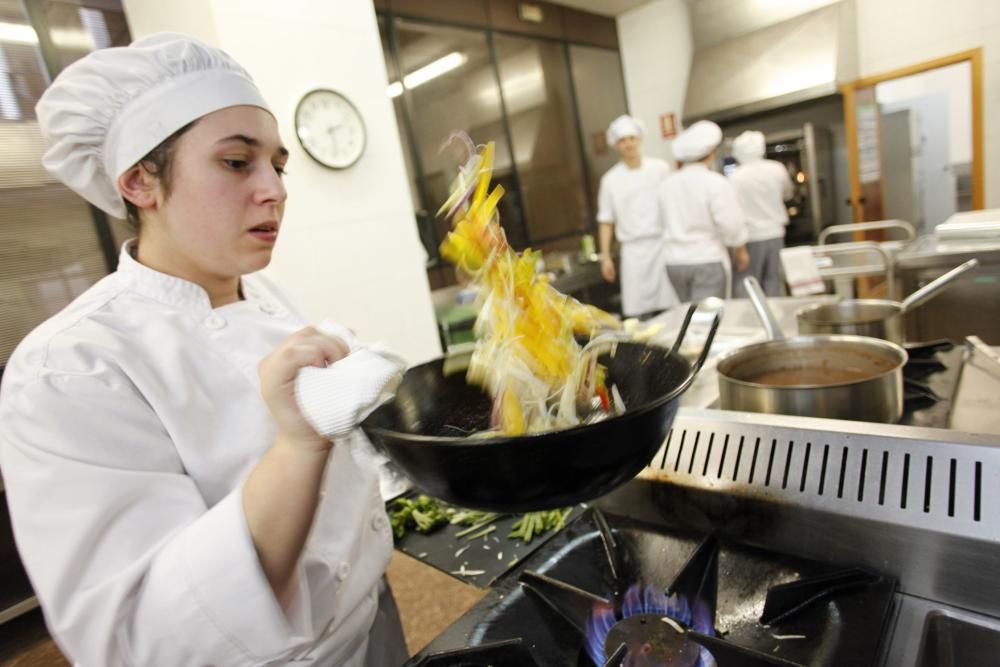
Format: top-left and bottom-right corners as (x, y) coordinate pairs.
(326, 125), (341, 155)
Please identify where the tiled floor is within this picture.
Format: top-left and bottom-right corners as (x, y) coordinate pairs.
(0, 551), (482, 666)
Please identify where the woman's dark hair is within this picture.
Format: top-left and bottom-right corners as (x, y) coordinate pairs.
(123, 120), (197, 232)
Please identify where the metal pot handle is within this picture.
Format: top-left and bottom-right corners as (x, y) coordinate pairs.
(900, 258), (980, 313)
(744, 276), (786, 341)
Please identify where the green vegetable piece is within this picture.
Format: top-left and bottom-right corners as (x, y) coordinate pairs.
(466, 525), (496, 540)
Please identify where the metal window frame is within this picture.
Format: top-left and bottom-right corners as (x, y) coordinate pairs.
(1, 0), (124, 379)
(21, 0), (121, 275)
(377, 9), (627, 261)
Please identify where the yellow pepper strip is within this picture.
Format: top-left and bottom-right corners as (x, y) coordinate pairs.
(438, 139), (621, 434)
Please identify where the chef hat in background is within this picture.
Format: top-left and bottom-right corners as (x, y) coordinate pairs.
(672, 120), (723, 163)
(732, 130), (766, 164)
(36, 32), (270, 218)
(606, 114), (645, 148)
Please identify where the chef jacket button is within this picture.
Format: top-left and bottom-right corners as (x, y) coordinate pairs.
(203, 314), (226, 330)
(371, 513), (387, 532)
(258, 301), (286, 317)
(336, 561), (351, 581)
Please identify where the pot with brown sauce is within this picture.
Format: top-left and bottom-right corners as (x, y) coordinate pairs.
(716, 278), (906, 423)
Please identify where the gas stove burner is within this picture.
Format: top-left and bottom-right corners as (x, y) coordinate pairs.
(583, 533), (718, 667)
(601, 613), (706, 667)
(586, 587), (714, 667)
(405, 509), (897, 667)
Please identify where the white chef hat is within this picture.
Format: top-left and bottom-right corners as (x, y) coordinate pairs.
(732, 130), (766, 164)
(606, 114), (645, 148)
(672, 120), (722, 163)
(36, 32), (271, 219)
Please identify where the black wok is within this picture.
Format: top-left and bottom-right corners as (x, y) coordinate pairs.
(362, 305), (719, 512)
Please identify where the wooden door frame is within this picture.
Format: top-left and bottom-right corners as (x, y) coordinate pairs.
(841, 48), (985, 224)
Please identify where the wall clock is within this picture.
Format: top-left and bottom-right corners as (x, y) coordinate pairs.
(294, 88), (366, 169)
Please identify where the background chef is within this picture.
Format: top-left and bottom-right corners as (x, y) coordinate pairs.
(728, 129), (796, 297)
(596, 114), (679, 317)
(659, 120), (750, 302)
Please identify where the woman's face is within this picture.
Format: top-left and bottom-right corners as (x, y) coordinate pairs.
(144, 105), (289, 281)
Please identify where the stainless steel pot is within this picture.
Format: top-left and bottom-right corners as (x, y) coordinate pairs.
(717, 277), (907, 423)
(796, 259), (980, 344)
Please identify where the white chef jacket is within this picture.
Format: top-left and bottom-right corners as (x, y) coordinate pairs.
(596, 157), (678, 315)
(728, 158), (795, 242)
(659, 162), (749, 266)
(596, 157), (671, 243)
(0, 242), (393, 667)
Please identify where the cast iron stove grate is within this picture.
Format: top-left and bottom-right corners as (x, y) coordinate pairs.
(900, 340), (963, 428)
(408, 509), (895, 667)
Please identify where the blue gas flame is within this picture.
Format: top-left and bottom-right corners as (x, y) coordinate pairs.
(584, 584), (716, 667)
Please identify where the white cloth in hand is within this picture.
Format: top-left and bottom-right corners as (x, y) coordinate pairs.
(294, 320), (406, 438)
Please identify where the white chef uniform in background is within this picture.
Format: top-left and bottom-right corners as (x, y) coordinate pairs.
(659, 120), (749, 302)
(0, 33), (406, 667)
(728, 130), (796, 297)
(597, 115), (678, 317)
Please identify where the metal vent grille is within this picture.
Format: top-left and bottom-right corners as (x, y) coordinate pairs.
(643, 409), (998, 540)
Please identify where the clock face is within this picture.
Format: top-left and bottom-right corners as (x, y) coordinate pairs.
(294, 89), (367, 169)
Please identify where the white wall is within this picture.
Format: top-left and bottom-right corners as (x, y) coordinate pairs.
(617, 0), (693, 163)
(122, 0), (441, 364)
(874, 60), (972, 167)
(855, 0), (1000, 207)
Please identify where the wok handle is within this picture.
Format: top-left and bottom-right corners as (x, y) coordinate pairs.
(668, 303), (698, 357)
(744, 276), (786, 341)
(900, 258), (980, 313)
(663, 309), (723, 402)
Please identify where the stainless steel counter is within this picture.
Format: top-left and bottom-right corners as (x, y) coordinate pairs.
(896, 234), (1000, 270)
(598, 407), (1000, 664)
(895, 234), (1000, 343)
(950, 341), (1000, 435)
(645, 296), (1000, 437)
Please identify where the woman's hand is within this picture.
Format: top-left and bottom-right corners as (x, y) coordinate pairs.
(258, 326), (349, 449)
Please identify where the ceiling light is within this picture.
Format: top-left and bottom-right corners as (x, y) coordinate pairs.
(0, 21), (96, 50)
(0, 22), (38, 44)
(387, 51), (467, 98)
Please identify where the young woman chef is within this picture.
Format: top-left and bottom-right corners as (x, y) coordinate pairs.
(0, 33), (409, 667)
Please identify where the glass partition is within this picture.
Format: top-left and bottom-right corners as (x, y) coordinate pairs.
(391, 18), (525, 250)
(0, 0), (129, 369)
(493, 33), (591, 244)
(568, 44), (628, 211)
(377, 13), (628, 288)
